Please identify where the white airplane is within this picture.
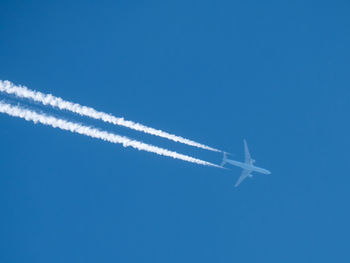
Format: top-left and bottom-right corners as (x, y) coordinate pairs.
(221, 139), (271, 187)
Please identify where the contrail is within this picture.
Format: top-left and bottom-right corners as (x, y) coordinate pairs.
(0, 80), (221, 152)
(0, 101), (221, 168)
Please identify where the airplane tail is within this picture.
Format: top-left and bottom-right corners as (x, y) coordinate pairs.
(220, 152), (228, 167)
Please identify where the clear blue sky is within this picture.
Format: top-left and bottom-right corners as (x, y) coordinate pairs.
(1, 1), (349, 262)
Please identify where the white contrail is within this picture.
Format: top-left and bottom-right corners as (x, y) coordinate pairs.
(0, 80), (221, 152)
(0, 101), (221, 168)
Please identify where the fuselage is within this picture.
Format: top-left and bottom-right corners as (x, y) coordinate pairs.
(226, 159), (271, 174)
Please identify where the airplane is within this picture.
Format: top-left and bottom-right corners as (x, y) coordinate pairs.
(221, 139), (271, 187)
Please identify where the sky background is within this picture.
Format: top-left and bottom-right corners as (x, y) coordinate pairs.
(1, 0), (350, 262)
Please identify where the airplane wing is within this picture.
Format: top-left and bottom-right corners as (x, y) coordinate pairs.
(234, 169), (251, 187)
(243, 139), (252, 164)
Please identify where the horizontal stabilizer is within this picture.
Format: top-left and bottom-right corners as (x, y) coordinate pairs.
(221, 152), (228, 167)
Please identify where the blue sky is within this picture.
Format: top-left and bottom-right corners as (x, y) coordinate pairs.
(1, 1), (349, 262)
